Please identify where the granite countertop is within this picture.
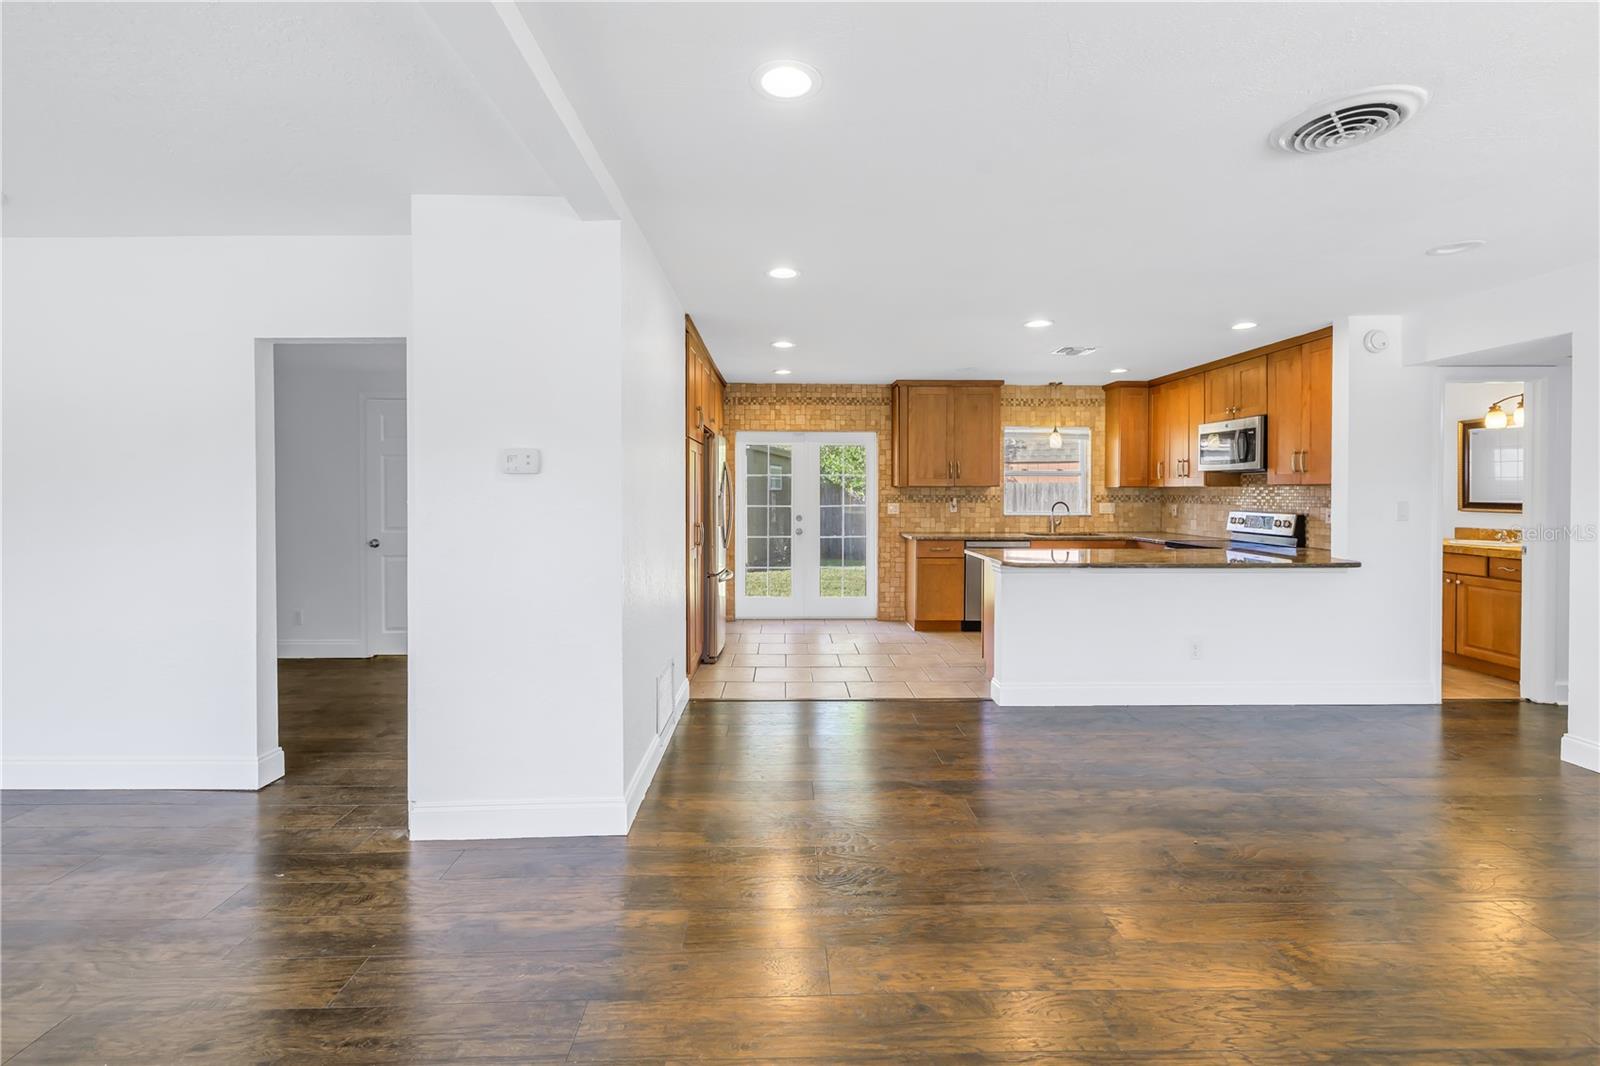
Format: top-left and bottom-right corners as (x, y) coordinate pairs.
(1443, 538), (1522, 560)
(965, 545), (1359, 570)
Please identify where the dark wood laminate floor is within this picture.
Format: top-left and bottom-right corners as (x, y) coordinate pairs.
(3, 658), (1597, 1063)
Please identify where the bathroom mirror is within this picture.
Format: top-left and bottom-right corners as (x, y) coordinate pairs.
(1457, 418), (1524, 513)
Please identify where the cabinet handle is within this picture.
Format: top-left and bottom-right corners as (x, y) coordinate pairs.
(948, 460), (954, 479)
(955, 461), (961, 479)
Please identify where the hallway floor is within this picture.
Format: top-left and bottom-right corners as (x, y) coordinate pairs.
(2, 661), (1596, 1061)
(692, 618), (987, 700)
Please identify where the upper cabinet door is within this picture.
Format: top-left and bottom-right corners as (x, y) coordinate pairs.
(1203, 366), (1235, 423)
(1267, 345), (1306, 484)
(949, 384), (1001, 486)
(1298, 336), (1333, 484)
(900, 384), (956, 485)
(1233, 355), (1268, 418)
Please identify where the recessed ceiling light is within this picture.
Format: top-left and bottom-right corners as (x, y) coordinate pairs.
(1231, 321), (1258, 331)
(773, 368), (793, 376)
(1024, 319), (1054, 329)
(767, 266), (799, 280)
(754, 61), (819, 100)
(1109, 368), (1129, 374)
(771, 339), (795, 349)
(1426, 240), (1486, 256)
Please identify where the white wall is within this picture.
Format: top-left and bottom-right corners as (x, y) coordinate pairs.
(275, 342), (406, 657)
(2, 236), (409, 789)
(407, 195), (632, 839)
(1441, 380), (1525, 534)
(1407, 261), (1599, 772)
(619, 221), (690, 819)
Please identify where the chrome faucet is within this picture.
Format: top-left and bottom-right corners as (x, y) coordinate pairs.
(1048, 500), (1071, 533)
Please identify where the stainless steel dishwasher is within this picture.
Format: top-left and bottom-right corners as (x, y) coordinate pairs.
(964, 540), (1025, 630)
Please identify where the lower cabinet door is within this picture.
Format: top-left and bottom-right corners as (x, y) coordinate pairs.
(1455, 575), (1521, 669)
(914, 558), (966, 624)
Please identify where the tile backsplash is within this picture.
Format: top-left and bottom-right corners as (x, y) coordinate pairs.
(723, 383), (1330, 620)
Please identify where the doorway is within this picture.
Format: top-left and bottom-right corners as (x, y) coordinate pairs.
(734, 432), (877, 619)
(1435, 367), (1570, 703)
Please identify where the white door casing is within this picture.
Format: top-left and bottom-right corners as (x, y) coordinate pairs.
(363, 395), (407, 654)
(735, 431), (877, 619)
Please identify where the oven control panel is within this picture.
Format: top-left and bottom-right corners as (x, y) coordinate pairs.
(1226, 511), (1305, 547)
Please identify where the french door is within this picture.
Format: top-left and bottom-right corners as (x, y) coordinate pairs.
(734, 432), (877, 618)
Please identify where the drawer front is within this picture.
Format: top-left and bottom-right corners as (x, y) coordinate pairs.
(1443, 553), (1488, 577)
(1485, 557), (1522, 582)
(916, 540), (964, 558)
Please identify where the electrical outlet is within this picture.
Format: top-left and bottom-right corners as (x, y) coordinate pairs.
(1188, 638), (1203, 660)
(1169, 503), (1179, 517)
(886, 501), (900, 515)
(1098, 502), (1115, 515)
(501, 448), (542, 475)
(947, 497), (959, 514)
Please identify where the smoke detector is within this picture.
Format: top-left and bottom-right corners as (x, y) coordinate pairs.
(1051, 345), (1099, 358)
(1269, 85), (1429, 154)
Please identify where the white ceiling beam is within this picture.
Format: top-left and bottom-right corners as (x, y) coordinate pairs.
(419, 1), (622, 221)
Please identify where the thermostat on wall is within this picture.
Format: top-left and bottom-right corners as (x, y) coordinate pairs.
(501, 449), (541, 475)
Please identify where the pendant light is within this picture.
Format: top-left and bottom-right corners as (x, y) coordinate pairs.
(1048, 426), (1063, 449)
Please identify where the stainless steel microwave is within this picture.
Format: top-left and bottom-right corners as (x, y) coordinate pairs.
(1197, 415), (1267, 473)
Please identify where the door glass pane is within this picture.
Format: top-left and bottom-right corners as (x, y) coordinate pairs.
(817, 443), (869, 599)
(744, 443), (793, 597)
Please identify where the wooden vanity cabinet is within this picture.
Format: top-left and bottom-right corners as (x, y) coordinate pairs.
(891, 381), (1002, 488)
(1442, 552), (1521, 680)
(906, 540), (966, 631)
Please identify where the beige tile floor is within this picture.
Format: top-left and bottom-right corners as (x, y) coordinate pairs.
(690, 619), (989, 701)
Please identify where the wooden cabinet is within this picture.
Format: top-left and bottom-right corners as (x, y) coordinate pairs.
(891, 381), (1002, 487)
(1150, 374), (1203, 486)
(905, 541), (966, 631)
(1442, 552), (1521, 681)
(1267, 336), (1331, 485)
(1103, 383), (1149, 488)
(686, 438), (704, 675)
(685, 316), (725, 439)
(1203, 355), (1266, 422)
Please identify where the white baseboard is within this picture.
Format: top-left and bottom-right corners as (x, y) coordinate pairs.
(278, 638), (367, 658)
(408, 795), (629, 840)
(622, 677), (692, 826)
(2, 753), (276, 791)
(1560, 733), (1600, 773)
(256, 747), (286, 788)
(987, 678), (1439, 707)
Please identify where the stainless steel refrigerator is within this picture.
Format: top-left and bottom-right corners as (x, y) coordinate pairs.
(702, 432), (733, 662)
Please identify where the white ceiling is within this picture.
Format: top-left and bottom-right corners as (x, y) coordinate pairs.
(1, 2), (557, 236)
(523, 2), (1599, 383)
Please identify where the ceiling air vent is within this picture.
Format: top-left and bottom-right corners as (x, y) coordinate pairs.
(1269, 85), (1429, 154)
(1052, 346), (1099, 358)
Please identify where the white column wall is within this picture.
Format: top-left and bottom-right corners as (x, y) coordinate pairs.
(1, 236), (409, 789)
(407, 195), (631, 838)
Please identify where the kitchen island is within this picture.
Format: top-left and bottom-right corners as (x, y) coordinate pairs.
(968, 541), (1368, 706)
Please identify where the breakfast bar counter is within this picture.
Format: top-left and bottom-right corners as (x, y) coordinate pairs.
(965, 544), (1359, 569)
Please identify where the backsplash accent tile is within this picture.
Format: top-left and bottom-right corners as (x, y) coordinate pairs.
(722, 383), (1332, 619)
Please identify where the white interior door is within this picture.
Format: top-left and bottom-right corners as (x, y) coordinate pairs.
(363, 396), (407, 654)
(736, 432), (876, 619)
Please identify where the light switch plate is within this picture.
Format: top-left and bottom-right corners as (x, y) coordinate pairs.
(886, 501), (900, 515)
(502, 449), (541, 475)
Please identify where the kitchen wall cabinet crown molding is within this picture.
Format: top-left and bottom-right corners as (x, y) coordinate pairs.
(890, 380), (1003, 488)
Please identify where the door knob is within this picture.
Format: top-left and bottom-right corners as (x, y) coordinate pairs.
(368, 539), (381, 548)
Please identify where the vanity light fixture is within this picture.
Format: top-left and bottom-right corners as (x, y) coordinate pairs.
(754, 61), (819, 100)
(771, 339), (796, 349)
(1231, 320), (1258, 331)
(1024, 319), (1054, 329)
(767, 266), (799, 280)
(1484, 392), (1524, 429)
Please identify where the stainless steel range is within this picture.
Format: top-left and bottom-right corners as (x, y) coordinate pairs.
(1225, 510), (1306, 550)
